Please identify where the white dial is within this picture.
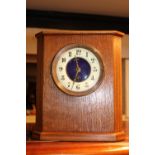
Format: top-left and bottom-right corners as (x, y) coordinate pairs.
(52, 45), (103, 96)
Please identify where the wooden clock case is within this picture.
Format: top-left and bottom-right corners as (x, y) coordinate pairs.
(32, 30), (125, 141)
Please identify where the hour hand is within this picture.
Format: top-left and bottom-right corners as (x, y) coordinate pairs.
(75, 57), (79, 67)
(75, 57), (81, 73)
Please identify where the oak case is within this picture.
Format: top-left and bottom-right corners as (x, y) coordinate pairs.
(32, 30), (124, 141)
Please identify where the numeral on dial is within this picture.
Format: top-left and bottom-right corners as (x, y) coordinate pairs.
(67, 82), (71, 87)
(91, 58), (95, 63)
(62, 58), (66, 63)
(76, 49), (81, 55)
(91, 75), (95, 80)
(61, 75), (65, 80)
(93, 67), (97, 72)
(69, 52), (72, 57)
(86, 52), (88, 57)
(85, 82), (89, 88)
(59, 67), (63, 71)
(76, 85), (80, 90)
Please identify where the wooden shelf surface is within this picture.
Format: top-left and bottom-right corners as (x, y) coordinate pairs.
(27, 135), (128, 155)
(26, 121), (128, 155)
(27, 139), (128, 155)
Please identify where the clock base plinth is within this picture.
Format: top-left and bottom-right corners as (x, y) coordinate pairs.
(32, 131), (125, 142)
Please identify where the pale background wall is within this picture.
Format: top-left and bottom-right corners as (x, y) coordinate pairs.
(26, 28), (129, 117)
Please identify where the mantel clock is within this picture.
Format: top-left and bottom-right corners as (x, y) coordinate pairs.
(32, 30), (124, 141)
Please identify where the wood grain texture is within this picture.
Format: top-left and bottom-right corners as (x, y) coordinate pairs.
(113, 36), (123, 132)
(35, 35), (44, 132)
(33, 31), (124, 141)
(43, 34), (114, 132)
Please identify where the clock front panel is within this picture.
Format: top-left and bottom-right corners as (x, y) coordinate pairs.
(41, 34), (115, 133)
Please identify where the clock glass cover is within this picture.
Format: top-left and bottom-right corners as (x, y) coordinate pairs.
(52, 44), (103, 96)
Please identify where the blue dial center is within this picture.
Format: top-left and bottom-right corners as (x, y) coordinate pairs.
(66, 57), (91, 82)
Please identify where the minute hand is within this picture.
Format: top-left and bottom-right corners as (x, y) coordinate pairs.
(71, 68), (80, 89)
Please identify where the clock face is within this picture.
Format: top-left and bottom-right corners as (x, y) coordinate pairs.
(52, 44), (104, 96)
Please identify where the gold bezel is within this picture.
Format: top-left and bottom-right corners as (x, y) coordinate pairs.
(51, 44), (104, 96)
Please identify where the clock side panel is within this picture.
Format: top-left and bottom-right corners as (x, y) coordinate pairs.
(42, 34), (115, 133)
(35, 35), (44, 131)
(113, 36), (123, 132)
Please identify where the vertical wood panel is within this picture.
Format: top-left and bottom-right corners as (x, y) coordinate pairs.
(113, 36), (123, 132)
(35, 35), (44, 131)
(42, 34), (114, 132)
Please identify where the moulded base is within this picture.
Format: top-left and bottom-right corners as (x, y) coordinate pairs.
(32, 131), (125, 142)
